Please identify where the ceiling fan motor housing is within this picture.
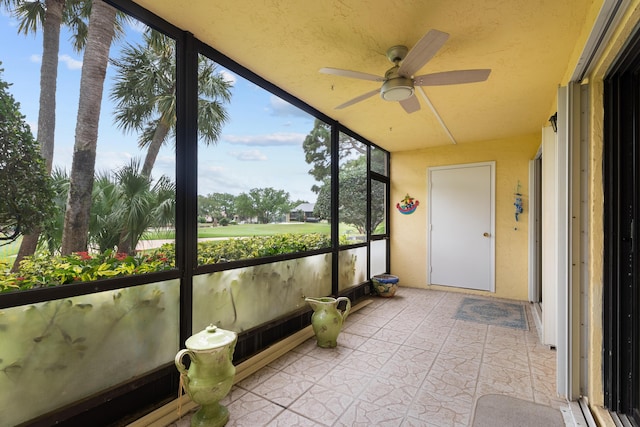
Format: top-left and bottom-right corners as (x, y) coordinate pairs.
(381, 66), (414, 101)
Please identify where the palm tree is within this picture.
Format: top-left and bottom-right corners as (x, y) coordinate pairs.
(39, 168), (70, 254)
(110, 29), (232, 178)
(88, 159), (174, 254)
(61, 0), (118, 255)
(89, 171), (121, 252)
(112, 159), (175, 254)
(2, 0), (89, 268)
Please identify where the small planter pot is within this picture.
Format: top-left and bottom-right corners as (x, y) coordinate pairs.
(371, 274), (399, 297)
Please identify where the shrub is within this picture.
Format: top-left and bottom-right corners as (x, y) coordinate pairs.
(0, 249), (173, 293)
(197, 233), (331, 264)
(0, 234), (339, 293)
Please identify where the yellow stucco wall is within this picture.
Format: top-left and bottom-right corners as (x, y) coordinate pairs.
(390, 136), (540, 301)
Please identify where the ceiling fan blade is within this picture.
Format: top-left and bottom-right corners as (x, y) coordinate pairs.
(414, 69), (491, 86)
(320, 67), (384, 82)
(398, 29), (449, 77)
(335, 89), (380, 109)
(399, 95), (420, 114)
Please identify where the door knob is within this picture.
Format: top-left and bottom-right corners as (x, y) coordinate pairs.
(483, 232), (490, 237)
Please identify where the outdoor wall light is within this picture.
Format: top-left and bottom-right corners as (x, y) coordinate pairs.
(549, 112), (558, 133)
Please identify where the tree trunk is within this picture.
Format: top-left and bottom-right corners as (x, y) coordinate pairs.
(61, 0), (117, 255)
(117, 229), (132, 255)
(141, 120), (171, 178)
(12, 0), (65, 271)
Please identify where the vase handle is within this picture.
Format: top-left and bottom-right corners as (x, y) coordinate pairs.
(175, 349), (195, 375)
(336, 296), (351, 323)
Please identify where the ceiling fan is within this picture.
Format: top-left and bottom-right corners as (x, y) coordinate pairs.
(320, 29), (491, 114)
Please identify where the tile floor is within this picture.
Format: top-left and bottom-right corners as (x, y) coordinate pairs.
(172, 287), (567, 426)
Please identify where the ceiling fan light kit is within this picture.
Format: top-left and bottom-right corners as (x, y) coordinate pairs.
(320, 29), (491, 113)
(381, 77), (414, 101)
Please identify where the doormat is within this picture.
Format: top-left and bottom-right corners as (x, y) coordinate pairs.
(472, 394), (564, 427)
(454, 297), (528, 330)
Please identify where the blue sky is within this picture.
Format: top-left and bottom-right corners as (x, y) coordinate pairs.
(0, 9), (319, 203)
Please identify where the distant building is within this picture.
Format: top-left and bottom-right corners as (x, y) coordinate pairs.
(288, 203), (316, 222)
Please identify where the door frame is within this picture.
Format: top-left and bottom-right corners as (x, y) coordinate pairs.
(603, 25), (640, 420)
(427, 161), (496, 292)
(528, 149), (542, 304)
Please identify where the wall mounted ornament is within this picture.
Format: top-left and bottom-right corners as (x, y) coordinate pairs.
(397, 194), (419, 215)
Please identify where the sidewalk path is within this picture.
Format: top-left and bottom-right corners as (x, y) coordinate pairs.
(136, 237), (229, 251)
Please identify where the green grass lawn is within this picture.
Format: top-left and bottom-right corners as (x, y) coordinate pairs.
(1, 223), (366, 267)
(198, 222), (332, 237)
(144, 222), (357, 239)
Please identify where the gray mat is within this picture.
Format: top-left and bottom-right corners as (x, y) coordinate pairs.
(455, 297), (528, 330)
(472, 394), (564, 427)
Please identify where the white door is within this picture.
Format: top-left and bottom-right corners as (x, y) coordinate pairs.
(428, 162), (495, 291)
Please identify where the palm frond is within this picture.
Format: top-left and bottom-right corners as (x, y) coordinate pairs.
(12, 1), (45, 35)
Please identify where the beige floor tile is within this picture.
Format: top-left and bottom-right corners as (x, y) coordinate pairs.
(249, 370), (314, 407)
(394, 346), (438, 366)
(385, 316), (424, 331)
(404, 331), (447, 353)
(342, 321), (380, 337)
(306, 343), (353, 363)
(373, 326), (412, 345)
(401, 415), (442, 426)
(236, 366), (279, 390)
(220, 385), (249, 405)
(347, 311), (390, 328)
(268, 409), (322, 426)
(288, 384), (353, 425)
(266, 349), (304, 371)
(224, 391), (284, 426)
(360, 375), (419, 408)
(338, 348), (393, 373)
(482, 346), (531, 373)
(440, 337), (484, 358)
(337, 331), (369, 349)
(281, 354), (333, 382)
(430, 353), (481, 380)
(409, 383), (473, 427)
(477, 364), (534, 401)
(377, 356), (430, 388)
(316, 365), (374, 397)
(335, 398), (408, 426)
(356, 336), (400, 358)
(172, 288), (567, 426)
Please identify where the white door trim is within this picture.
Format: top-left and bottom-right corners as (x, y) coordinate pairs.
(541, 126), (558, 348)
(528, 154), (542, 303)
(427, 161), (496, 292)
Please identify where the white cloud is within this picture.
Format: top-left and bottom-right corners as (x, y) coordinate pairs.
(94, 151), (134, 174)
(29, 53), (82, 70)
(220, 70), (236, 85)
(268, 95), (309, 118)
(59, 54), (82, 70)
(198, 165), (249, 195)
(228, 149), (268, 161)
(224, 132), (305, 146)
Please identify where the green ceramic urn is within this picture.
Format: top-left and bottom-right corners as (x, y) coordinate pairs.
(305, 296), (351, 348)
(175, 324), (237, 427)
